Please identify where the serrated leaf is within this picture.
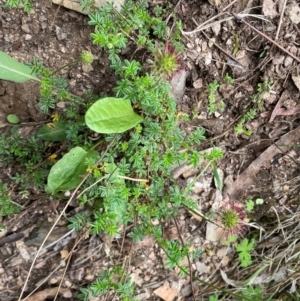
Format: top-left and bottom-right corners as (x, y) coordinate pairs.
(85, 97), (143, 134)
(0, 51), (39, 83)
(246, 200), (255, 212)
(47, 147), (98, 193)
(37, 121), (68, 141)
(7, 114), (20, 124)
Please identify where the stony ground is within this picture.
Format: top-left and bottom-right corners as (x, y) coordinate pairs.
(1, 0), (300, 300)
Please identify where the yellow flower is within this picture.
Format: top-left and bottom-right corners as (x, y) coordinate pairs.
(100, 162), (109, 172)
(48, 153), (57, 163)
(51, 112), (60, 121)
(141, 180), (150, 190)
(86, 167), (93, 173)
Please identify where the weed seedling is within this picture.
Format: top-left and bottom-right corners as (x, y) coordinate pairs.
(224, 72), (234, 84)
(207, 79), (223, 115)
(246, 198), (264, 212)
(236, 80), (272, 135)
(0, 180), (20, 228)
(236, 238), (255, 267)
(5, 0), (32, 12)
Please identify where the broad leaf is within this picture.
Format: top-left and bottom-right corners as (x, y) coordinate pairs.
(85, 97), (143, 134)
(10, 125), (19, 134)
(0, 51), (39, 83)
(37, 121), (68, 141)
(7, 114), (20, 124)
(47, 147), (98, 193)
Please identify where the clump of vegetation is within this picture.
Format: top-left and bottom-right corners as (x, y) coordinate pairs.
(6, 0), (32, 13)
(207, 79), (222, 115)
(207, 73), (234, 115)
(235, 81), (272, 136)
(0, 1), (223, 299)
(2, 1), (282, 301)
(0, 180), (20, 228)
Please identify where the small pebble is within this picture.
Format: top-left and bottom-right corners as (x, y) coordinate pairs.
(21, 24), (31, 33)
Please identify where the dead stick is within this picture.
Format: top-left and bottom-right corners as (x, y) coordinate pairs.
(231, 12), (300, 64)
(222, 0), (239, 12)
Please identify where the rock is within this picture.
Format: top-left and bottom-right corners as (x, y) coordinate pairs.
(21, 24), (31, 33)
(284, 55), (294, 67)
(289, 4), (300, 24)
(135, 292), (151, 300)
(52, 0), (125, 14)
(181, 284), (192, 297)
(217, 247), (228, 258)
(221, 256), (230, 266)
(82, 63), (93, 73)
(55, 26), (67, 41)
(205, 51), (212, 65)
(206, 221), (222, 242)
(170, 69), (187, 103)
(189, 177), (212, 194)
(193, 78), (203, 89)
(130, 271), (144, 287)
(31, 23), (40, 35)
(196, 261), (208, 274)
(62, 290), (72, 298)
(153, 282), (177, 301)
(262, 0), (278, 18)
(292, 75), (300, 91)
(272, 55), (284, 65)
(212, 22), (221, 36)
(24, 34), (32, 40)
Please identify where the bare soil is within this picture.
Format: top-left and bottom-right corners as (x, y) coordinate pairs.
(1, 0), (300, 300)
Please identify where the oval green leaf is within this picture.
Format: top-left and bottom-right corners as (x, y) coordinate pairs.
(37, 121), (68, 141)
(47, 147), (98, 193)
(0, 51), (39, 83)
(7, 114), (20, 124)
(10, 125), (20, 134)
(85, 97), (143, 134)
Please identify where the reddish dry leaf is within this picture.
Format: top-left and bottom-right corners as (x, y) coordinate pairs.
(153, 282), (178, 301)
(274, 106), (300, 116)
(269, 90), (290, 123)
(262, 0), (278, 18)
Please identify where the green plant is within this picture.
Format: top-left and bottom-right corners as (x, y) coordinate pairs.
(78, 267), (138, 301)
(236, 238), (255, 267)
(246, 198), (264, 212)
(235, 80), (272, 135)
(147, 42), (181, 78)
(238, 285), (273, 301)
(235, 109), (256, 136)
(2, 1), (225, 300)
(224, 73), (234, 84)
(252, 81), (272, 111)
(207, 79), (226, 115)
(4, 0), (32, 13)
(0, 180), (20, 227)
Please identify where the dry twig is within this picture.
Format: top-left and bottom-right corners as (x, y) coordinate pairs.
(231, 12), (300, 64)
